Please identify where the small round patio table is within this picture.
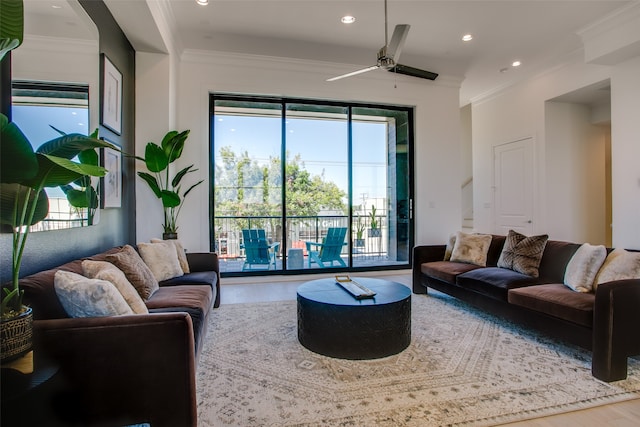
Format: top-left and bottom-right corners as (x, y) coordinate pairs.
(296, 277), (411, 359)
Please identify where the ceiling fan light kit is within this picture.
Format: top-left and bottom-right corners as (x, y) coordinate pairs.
(327, 0), (438, 82)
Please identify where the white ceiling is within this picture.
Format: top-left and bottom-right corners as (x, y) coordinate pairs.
(76, 0), (637, 105)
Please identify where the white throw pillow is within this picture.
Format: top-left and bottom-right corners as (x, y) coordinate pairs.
(82, 260), (149, 314)
(444, 233), (457, 261)
(450, 231), (492, 267)
(54, 270), (134, 318)
(137, 241), (184, 282)
(594, 248), (640, 290)
(151, 238), (190, 274)
(563, 243), (607, 292)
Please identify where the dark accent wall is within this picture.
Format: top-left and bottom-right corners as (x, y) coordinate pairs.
(0, 0), (136, 282)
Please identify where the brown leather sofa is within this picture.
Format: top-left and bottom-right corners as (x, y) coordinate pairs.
(413, 236), (640, 382)
(18, 246), (220, 427)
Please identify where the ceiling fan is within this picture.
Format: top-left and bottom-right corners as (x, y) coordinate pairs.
(327, 0), (438, 82)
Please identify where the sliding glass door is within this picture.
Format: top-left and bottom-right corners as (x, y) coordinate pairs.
(211, 95), (413, 276)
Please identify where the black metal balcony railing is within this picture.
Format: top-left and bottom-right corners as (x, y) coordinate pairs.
(213, 215), (391, 272)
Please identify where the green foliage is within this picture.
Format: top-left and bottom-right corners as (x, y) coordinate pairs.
(137, 130), (203, 234)
(0, 0), (23, 61)
(214, 147), (346, 231)
(0, 113), (111, 317)
(354, 216), (366, 239)
(369, 205), (379, 229)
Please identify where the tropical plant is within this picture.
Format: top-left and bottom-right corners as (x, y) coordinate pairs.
(0, 113), (111, 318)
(369, 205), (379, 230)
(137, 129), (204, 235)
(0, 0), (24, 62)
(57, 128), (100, 226)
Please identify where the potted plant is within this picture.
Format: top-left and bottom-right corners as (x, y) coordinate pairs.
(0, 113), (111, 363)
(137, 129), (204, 239)
(354, 216), (365, 247)
(368, 205), (381, 237)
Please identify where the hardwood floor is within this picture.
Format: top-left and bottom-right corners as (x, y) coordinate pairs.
(219, 271), (640, 426)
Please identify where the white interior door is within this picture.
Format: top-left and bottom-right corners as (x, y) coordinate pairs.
(493, 138), (534, 235)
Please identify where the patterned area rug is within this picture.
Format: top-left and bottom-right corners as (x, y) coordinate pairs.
(196, 292), (640, 426)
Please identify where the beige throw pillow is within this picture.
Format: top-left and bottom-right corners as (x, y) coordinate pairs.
(106, 245), (159, 300)
(450, 231), (493, 267)
(82, 260), (149, 314)
(54, 270), (134, 318)
(594, 248), (640, 290)
(137, 241), (184, 282)
(497, 230), (548, 277)
(563, 243), (607, 292)
(151, 238), (190, 274)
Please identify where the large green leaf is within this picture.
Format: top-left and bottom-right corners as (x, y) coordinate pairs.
(0, 0), (23, 62)
(137, 172), (161, 198)
(0, 114), (38, 184)
(29, 154), (106, 188)
(78, 148), (99, 166)
(144, 143), (168, 173)
(61, 185), (98, 209)
(160, 190), (180, 208)
(162, 130), (188, 163)
(36, 134), (114, 159)
(183, 180), (204, 198)
(171, 164), (197, 187)
(0, 183), (48, 227)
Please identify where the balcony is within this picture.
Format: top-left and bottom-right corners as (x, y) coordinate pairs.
(213, 215), (405, 274)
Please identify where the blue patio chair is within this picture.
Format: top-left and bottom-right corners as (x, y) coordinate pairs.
(242, 229), (280, 271)
(305, 227), (347, 268)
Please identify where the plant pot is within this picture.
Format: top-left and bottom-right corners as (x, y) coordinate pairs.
(368, 228), (381, 238)
(1, 306), (33, 364)
(163, 232), (178, 240)
(354, 238), (365, 247)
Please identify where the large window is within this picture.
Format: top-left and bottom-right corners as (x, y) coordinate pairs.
(211, 95), (413, 276)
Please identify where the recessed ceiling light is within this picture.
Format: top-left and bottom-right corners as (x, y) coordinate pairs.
(512, 60), (521, 67)
(196, 0), (208, 5)
(462, 34), (473, 42)
(341, 15), (356, 24)
(51, 5), (62, 9)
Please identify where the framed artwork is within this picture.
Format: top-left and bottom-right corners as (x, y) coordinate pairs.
(101, 54), (122, 135)
(101, 140), (122, 208)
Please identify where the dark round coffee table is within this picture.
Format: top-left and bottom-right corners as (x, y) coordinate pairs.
(297, 277), (411, 359)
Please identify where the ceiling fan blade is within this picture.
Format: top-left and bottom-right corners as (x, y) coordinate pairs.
(326, 65), (380, 82)
(389, 64), (438, 81)
(386, 24), (410, 63)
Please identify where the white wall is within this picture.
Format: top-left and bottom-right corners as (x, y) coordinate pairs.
(472, 53), (639, 248)
(544, 102), (608, 244)
(134, 51), (463, 251)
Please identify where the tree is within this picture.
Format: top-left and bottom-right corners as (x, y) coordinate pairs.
(214, 147), (346, 238)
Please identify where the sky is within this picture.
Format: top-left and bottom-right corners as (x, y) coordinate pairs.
(213, 114), (388, 206)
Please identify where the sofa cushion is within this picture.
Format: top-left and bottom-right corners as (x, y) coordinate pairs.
(486, 235), (507, 267)
(563, 243), (607, 293)
(54, 270), (134, 318)
(457, 267), (547, 301)
(145, 285), (213, 315)
(450, 231), (493, 266)
(536, 240), (581, 283)
(594, 248), (640, 289)
(82, 260), (149, 314)
(443, 233), (456, 261)
(137, 242), (184, 282)
(508, 284), (595, 327)
(421, 261), (483, 284)
(106, 245), (159, 300)
(497, 230), (548, 277)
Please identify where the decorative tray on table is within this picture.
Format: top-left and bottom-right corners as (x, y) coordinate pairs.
(335, 275), (376, 299)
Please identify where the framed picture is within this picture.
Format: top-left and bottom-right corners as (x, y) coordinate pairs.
(101, 54), (122, 135)
(101, 140), (122, 208)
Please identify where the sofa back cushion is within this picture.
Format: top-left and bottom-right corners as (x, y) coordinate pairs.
(486, 235), (507, 267)
(537, 240), (581, 283)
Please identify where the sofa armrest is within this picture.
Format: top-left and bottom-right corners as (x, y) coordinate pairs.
(34, 312), (197, 427)
(186, 252), (221, 307)
(592, 278), (640, 382)
(412, 245), (446, 294)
